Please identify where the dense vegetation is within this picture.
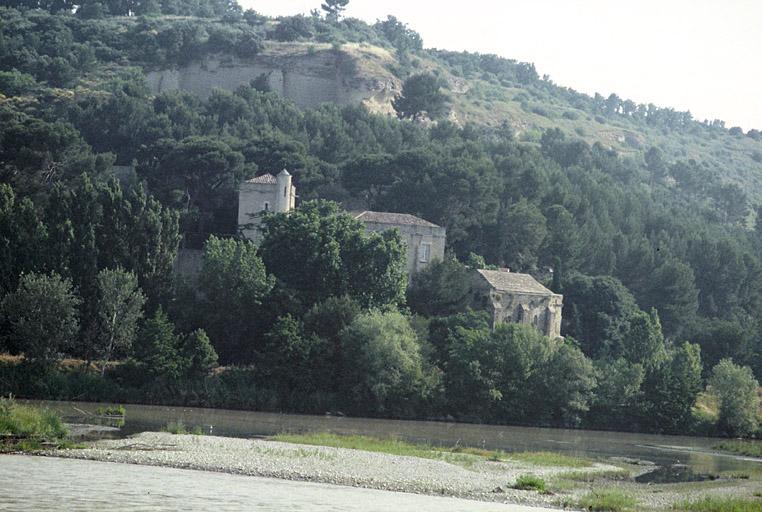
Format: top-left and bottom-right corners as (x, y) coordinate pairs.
(0, 2), (760, 436)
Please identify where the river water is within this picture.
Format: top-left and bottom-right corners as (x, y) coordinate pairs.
(26, 399), (759, 475)
(0, 455), (547, 511)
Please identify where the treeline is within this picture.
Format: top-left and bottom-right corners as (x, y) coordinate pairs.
(0, 6), (761, 436)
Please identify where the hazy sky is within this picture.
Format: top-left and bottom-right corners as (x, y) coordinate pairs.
(242, 0), (761, 130)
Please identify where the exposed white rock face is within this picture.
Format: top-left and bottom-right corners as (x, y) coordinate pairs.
(145, 43), (401, 115)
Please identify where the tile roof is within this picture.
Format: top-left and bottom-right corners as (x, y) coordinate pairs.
(476, 269), (553, 295)
(245, 174), (277, 184)
(353, 211), (441, 228)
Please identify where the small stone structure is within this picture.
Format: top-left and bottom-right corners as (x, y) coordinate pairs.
(237, 170), (296, 242)
(353, 211), (446, 277)
(470, 268), (563, 338)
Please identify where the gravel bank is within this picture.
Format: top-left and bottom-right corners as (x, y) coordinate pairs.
(50, 432), (620, 505)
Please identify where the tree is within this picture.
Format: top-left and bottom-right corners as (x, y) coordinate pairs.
(339, 310), (433, 415)
(392, 73), (449, 121)
(181, 329), (218, 378)
(445, 323), (595, 424)
(259, 200), (406, 309)
(1, 272), (80, 367)
(133, 308), (184, 379)
(497, 199), (546, 271)
(638, 342), (703, 432)
(320, 0), (348, 21)
(709, 359), (759, 437)
(407, 257), (472, 317)
(92, 268), (146, 375)
(199, 236), (274, 363)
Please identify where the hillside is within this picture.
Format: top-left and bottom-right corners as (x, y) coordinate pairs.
(1, 5), (761, 435)
(3, 9), (759, 198)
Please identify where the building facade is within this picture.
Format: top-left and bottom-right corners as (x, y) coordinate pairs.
(237, 170), (296, 242)
(353, 211), (446, 277)
(470, 268), (563, 338)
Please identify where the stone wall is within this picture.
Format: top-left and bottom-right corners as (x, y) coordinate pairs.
(361, 222), (446, 277)
(470, 275), (563, 339)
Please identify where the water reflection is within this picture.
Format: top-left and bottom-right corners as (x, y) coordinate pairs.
(26, 399), (758, 475)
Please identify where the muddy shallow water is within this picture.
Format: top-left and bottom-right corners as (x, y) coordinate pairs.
(26, 399), (760, 477)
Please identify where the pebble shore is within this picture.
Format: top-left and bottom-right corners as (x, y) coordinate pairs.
(50, 432), (620, 505)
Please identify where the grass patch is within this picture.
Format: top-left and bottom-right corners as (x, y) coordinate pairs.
(270, 432), (598, 470)
(559, 469), (631, 482)
(0, 396), (69, 451)
(579, 489), (637, 512)
(95, 405), (125, 417)
(161, 421), (203, 435)
(270, 432), (482, 465)
(513, 474), (547, 492)
(508, 451), (593, 468)
(674, 497), (762, 512)
(714, 440), (762, 458)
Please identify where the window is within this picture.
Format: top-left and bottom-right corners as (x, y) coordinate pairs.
(419, 243), (431, 263)
(263, 202), (270, 211)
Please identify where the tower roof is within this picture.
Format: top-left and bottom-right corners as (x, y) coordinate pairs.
(245, 174), (277, 184)
(475, 269), (554, 296)
(352, 211), (441, 228)
(278, 169), (291, 177)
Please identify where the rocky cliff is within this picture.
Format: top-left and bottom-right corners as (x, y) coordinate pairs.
(146, 42), (401, 114)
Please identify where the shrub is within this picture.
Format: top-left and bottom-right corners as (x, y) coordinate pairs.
(1, 272), (80, 368)
(513, 474), (547, 492)
(709, 359), (759, 437)
(0, 397), (68, 443)
(579, 489), (637, 512)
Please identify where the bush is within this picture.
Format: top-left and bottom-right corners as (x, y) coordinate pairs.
(181, 329), (218, 378)
(339, 310), (434, 415)
(1, 272), (80, 368)
(0, 397), (68, 443)
(709, 359), (759, 437)
(513, 474), (547, 492)
(578, 489), (637, 512)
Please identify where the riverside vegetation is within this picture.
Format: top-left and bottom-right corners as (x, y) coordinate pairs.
(0, 1), (761, 438)
(0, 397), (70, 451)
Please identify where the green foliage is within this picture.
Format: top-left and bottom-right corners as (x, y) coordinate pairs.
(407, 257), (472, 317)
(714, 440), (762, 458)
(92, 268), (145, 374)
(393, 73), (449, 121)
(133, 309), (184, 379)
(1, 272), (80, 367)
(674, 497), (762, 512)
(512, 474), (547, 492)
(444, 323), (596, 425)
(709, 359), (760, 437)
(0, 397), (68, 446)
(95, 405), (125, 416)
(339, 310), (435, 415)
(578, 489), (637, 512)
(181, 329), (218, 378)
(259, 200), (406, 309)
(199, 236), (274, 362)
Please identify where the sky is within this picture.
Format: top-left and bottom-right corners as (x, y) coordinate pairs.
(242, 0), (761, 131)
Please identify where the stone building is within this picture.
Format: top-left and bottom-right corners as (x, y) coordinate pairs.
(353, 211), (446, 277)
(237, 170), (296, 242)
(236, 171), (446, 276)
(470, 268), (563, 338)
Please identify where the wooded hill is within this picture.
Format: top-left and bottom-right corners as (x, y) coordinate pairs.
(0, 3), (760, 435)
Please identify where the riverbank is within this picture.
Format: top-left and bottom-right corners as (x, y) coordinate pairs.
(46, 432), (762, 510)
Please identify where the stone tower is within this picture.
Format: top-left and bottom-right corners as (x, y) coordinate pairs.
(238, 169), (296, 242)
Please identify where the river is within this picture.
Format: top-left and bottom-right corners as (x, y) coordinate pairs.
(26, 399), (759, 475)
(0, 455), (549, 511)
